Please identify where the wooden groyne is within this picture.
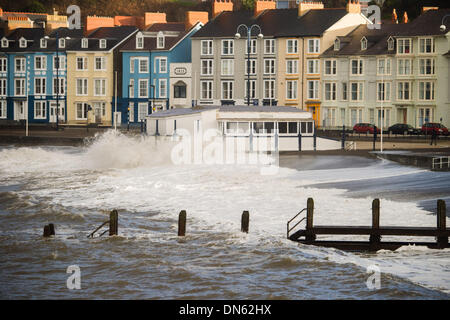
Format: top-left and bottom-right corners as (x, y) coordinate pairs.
(287, 198), (449, 251)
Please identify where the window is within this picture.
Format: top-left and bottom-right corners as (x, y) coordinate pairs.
(222, 40), (234, 55)
(397, 38), (411, 54)
(138, 103), (147, 121)
(76, 102), (88, 120)
(419, 81), (435, 101)
(94, 79), (106, 96)
(35, 56), (47, 71)
(397, 59), (412, 75)
(19, 38), (27, 48)
(201, 59), (213, 75)
(245, 80), (256, 99)
(15, 78), (25, 96)
(264, 80), (275, 99)
(59, 38), (65, 48)
(157, 57), (167, 73)
(419, 58), (435, 75)
(286, 60), (298, 74)
(157, 32), (164, 49)
(95, 57), (106, 71)
(350, 82), (363, 101)
(34, 78), (46, 95)
(81, 38), (88, 48)
(264, 39), (275, 54)
(76, 57), (87, 70)
(0, 57), (6, 72)
(245, 59), (257, 75)
(377, 82), (391, 101)
(323, 108), (337, 127)
(397, 81), (411, 101)
(99, 39), (106, 49)
(221, 81), (233, 99)
(15, 57), (26, 73)
(136, 33), (144, 49)
(34, 101), (46, 119)
(419, 38), (434, 54)
(159, 79), (167, 98)
(40, 38), (47, 48)
(221, 59), (234, 76)
(129, 79), (134, 98)
(138, 58), (148, 73)
(138, 79), (148, 98)
(287, 39), (298, 54)
(130, 58), (135, 73)
(324, 82), (337, 101)
(307, 80), (319, 100)
(307, 59), (319, 74)
(307, 39), (320, 53)
(226, 122), (250, 135)
(1, 38), (8, 48)
(128, 102), (134, 122)
(76, 78), (88, 96)
(361, 38), (368, 50)
(278, 122), (299, 135)
(418, 108), (433, 126)
(93, 102), (106, 117)
(53, 78), (65, 95)
(350, 59), (363, 75)
(351, 109), (363, 126)
(0, 100), (6, 118)
(377, 58), (391, 75)
(174, 82), (186, 98)
(264, 59), (275, 74)
(246, 39), (257, 54)
(334, 39), (340, 51)
(200, 81), (213, 100)
(324, 60), (337, 75)
(201, 40), (213, 55)
(342, 82), (348, 101)
(0, 79), (6, 96)
(286, 80), (297, 100)
(388, 37), (394, 51)
(53, 56), (66, 70)
(252, 122), (276, 134)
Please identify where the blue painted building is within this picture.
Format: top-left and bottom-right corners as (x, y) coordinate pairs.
(117, 21), (203, 126)
(0, 28), (82, 125)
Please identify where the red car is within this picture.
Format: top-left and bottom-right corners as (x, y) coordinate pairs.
(353, 123), (381, 134)
(421, 123), (449, 136)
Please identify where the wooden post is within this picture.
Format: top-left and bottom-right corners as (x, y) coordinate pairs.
(370, 199), (381, 246)
(48, 223), (55, 236)
(241, 211), (249, 233)
(178, 210), (186, 236)
(306, 198), (316, 242)
(437, 199), (447, 248)
(109, 210), (118, 236)
(43, 225), (51, 237)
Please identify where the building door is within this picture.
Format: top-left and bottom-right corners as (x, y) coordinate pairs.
(14, 101), (26, 120)
(94, 105), (102, 123)
(307, 105), (320, 127)
(49, 102), (64, 123)
(397, 108), (407, 124)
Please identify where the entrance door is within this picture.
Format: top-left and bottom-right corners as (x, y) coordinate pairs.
(14, 101), (26, 120)
(397, 108), (407, 124)
(49, 102), (64, 123)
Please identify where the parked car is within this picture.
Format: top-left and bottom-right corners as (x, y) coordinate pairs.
(388, 123), (420, 135)
(353, 123), (380, 134)
(421, 123), (449, 136)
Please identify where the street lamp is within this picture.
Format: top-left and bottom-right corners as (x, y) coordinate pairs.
(235, 24), (263, 106)
(440, 14), (450, 32)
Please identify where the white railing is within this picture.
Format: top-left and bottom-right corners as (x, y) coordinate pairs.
(432, 156), (450, 170)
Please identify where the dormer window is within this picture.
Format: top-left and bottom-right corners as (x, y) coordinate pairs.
(59, 38), (65, 48)
(40, 38), (47, 48)
(157, 31), (164, 49)
(334, 38), (340, 51)
(361, 37), (368, 51)
(388, 37), (394, 51)
(1, 37), (8, 48)
(81, 38), (88, 48)
(136, 32), (144, 49)
(19, 37), (27, 48)
(99, 39), (106, 49)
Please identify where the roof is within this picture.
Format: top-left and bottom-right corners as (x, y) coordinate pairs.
(67, 26), (137, 51)
(400, 8), (450, 36)
(192, 8), (348, 38)
(147, 107), (216, 118)
(146, 22), (185, 32)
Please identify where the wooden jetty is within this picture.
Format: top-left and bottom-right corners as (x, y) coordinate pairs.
(287, 198), (449, 251)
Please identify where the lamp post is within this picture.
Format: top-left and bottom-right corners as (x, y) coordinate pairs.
(235, 24), (263, 106)
(440, 15), (450, 32)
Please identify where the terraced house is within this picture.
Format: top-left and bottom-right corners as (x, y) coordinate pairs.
(191, 0), (369, 126)
(0, 28), (75, 124)
(65, 26), (137, 126)
(320, 8), (450, 129)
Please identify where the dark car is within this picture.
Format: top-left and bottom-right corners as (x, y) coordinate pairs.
(388, 123), (420, 135)
(421, 123), (449, 136)
(353, 123), (380, 134)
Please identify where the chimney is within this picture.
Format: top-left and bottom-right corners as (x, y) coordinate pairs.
(392, 9), (398, 24)
(185, 11), (209, 30)
(144, 12), (167, 29)
(403, 11), (408, 24)
(254, 0), (276, 17)
(346, 0), (361, 14)
(0, 7), (3, 17)
(298, 1), (324, 17)
(422, 7), (439, 13)
(212, 0), (234, 19)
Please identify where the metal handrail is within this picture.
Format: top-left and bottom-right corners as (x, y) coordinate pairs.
(87, 220), (109, 238)
(287, 208), (306, 238)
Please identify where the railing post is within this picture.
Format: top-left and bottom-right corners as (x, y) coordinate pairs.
(306, 198), (315, 242)
(370, 199), (381, 246)
(298, 132), (302, 151)
(437, 200), (447, 248)
(178, 210), (186, 237)
(313, 127), (317, 151)
(241, 211), (249, 233)
(341, 125), (345, 150)
(109, 210), (118, 236)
